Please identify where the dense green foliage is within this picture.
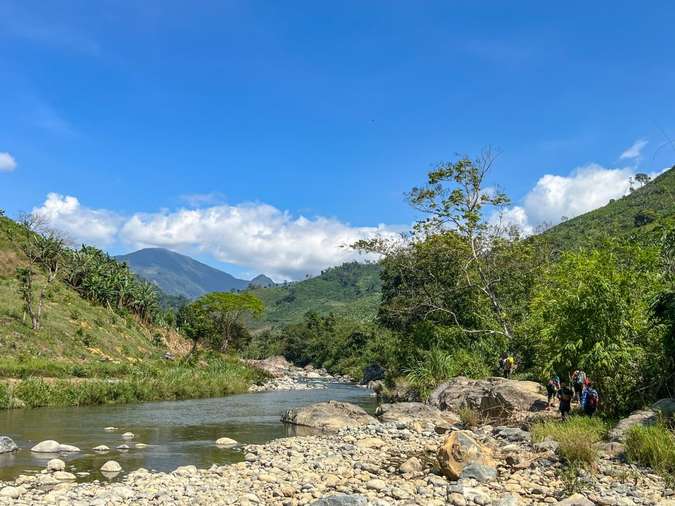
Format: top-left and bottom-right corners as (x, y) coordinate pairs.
(523, 243), (666, 416)
(249, 160), (675, 426)
(178, 292), (264, 354)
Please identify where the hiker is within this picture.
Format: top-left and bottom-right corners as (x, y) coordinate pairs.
(557, 381), (574, 420)
(504, 354), (516, 378)
(499, 353), (507, 373)
(546, 374), (561, 408)
(582, 381), (599, 417)
(571, 369), (586, 403)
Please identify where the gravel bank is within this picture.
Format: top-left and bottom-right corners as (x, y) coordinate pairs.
(0, 419), (669, 505)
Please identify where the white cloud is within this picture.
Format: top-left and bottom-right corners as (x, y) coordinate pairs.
(620, 139), (648, 160)
(498, 163), (663, 233)
(0, 152), (17, 172)
(33, 193), (122, 245)
(33, 194), (404, 280)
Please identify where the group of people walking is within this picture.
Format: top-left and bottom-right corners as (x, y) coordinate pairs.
(546, 369), (599, 420)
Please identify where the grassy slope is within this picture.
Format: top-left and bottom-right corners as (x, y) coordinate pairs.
(543, 166), (675, 249)
(0, 215), (265, 407)
(249, 262), (383, 329)
(0, 216), (165, 363)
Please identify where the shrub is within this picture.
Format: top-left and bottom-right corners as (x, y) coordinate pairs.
(532, 416), (608, 466)
(458, 406), (481, 428)
(625, 422), (675, 481)
(405, 348), (490, 398)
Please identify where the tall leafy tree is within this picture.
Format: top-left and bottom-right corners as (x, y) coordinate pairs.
(179, 292), (264, 354)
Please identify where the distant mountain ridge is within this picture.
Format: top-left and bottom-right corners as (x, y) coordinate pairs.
(116, 248), (274, 299)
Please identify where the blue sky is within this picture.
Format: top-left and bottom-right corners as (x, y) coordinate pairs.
(1, 1), (675, 279)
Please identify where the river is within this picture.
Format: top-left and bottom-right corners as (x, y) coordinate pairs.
(0, 382), (374, 482)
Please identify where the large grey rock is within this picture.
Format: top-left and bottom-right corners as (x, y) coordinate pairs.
(493, 426), (531, 442)
(653, 398), (675, 417)
(282, 401), (377, 431)
(0, 436), (17, 454)
(310, 495), (369, 506)
(361, 364), (385, 384)
(429, 377), (548, 421)
(460, 463), (497, 482)
(609, 410), (657, 442)
(376, 402), (459, 426)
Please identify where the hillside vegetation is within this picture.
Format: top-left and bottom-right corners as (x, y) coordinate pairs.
(0, 216), (168, 363)
(0, 215), (263, 408)
(249, 153), (675, 427)
(248, 262), (382, 329)
(543, 166), (675, 248)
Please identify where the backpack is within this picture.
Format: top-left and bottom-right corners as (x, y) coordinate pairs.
(575, 371), (586, 385)
(560, 388), (572, 402)
(587, 389), (598, 409)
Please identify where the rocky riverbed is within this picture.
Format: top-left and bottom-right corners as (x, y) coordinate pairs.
(0, 409), (671, 505)
(1, 377), (671, 505)
(247, 357), (353, 392)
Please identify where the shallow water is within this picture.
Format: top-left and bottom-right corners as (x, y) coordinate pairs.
(0, 382), (374, 482)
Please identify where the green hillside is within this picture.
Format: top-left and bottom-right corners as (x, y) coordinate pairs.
(543, 166), (675, 248)
(249, 262), (382, 329)
(0, 216), (176, 363)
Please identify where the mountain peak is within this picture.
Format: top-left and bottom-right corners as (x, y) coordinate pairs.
(248, 274), (275, 288)
(116, 248), (250, 299)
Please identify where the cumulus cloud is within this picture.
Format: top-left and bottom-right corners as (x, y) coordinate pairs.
(33, 194), (403, 280)
(33, 193), (123, 245)
(0, 152), (17, 172)
(620, 139), (648, 160)
(499, 163), (663, 233)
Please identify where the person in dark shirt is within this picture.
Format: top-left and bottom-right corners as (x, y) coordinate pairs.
(546, 374), (561, 408)
(557, 381), (574, 420)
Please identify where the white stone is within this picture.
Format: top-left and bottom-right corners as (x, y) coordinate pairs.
(216, 437), (238, 447)
(47, 459), (66, 472)
(31, 440), (61, 453)
(58, 444), (80, 452)
(103, 427), (118, 431)
(93, 445), (110, 452)
(100, 460), (122, 473)
(121, 432), (135, 439)
(53, 471), (76, 481)
(0, 486), (21, 498)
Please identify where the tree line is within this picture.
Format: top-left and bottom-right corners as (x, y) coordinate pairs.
(248, 149), (675, 417)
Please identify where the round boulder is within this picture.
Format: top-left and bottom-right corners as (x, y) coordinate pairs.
(47, 458), (65, 472)
(101, 460), (122, 473)
(30, 440), (61, 453)
(215, 437), (238, 448)
(281, 401), (377, 431)
(437, 430), (496, 480)
(0, 436), (18, 454)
